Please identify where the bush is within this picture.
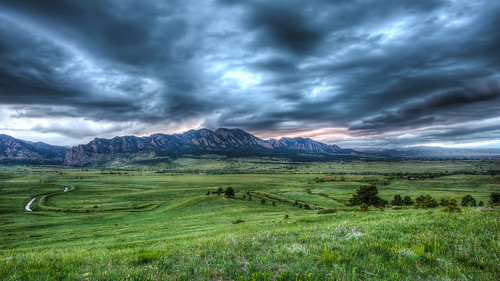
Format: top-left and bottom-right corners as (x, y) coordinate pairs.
(479, 201), (484, 206)
(284, 214), (289, 220)
(206, 191), (210, 196)
(414, 195), (438, 209)
(488, 192), (500, 206)
(272, 201), (276, 206)
(347, 185), (386, 207)
(443, 198), (461, 213)
(461, 194), (476, 207)
(317, 208), (338, 214)
(216, 187), (223, 195)
(224, 187), (235, 198)
(402, 195), (414, 206)
(232, 219), (245, 224)
(360, 203), (369, 212)
(304, 204), (311, 210)
(439, 198), (448, 206)
(261, 199), (266, 204)
(392, 194), (403, 206)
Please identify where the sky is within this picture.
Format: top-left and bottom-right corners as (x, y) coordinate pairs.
(0, 0), (499, 148)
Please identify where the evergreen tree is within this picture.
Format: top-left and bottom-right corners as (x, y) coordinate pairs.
(414, 194), (438, 209)
(488, 192), (500, 206)
(443, 198), (461, 213)
(224, 187), (235, 198)
(216, 187), (224, 196)
(439, 198), (448, 206)
(347, 185), (386, 207)
(402, 195), (414, 206)
(392, 194), (403, 206)
(461, 194), (476, 206)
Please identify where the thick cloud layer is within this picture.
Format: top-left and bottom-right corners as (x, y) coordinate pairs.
(0, 0), (499, 147)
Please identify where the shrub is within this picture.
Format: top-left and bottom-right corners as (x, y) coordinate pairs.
(402, 195), (414, 206)
(414, 195), (438, 209)
(488, 192), (500, 206)
(443, 198), (461, 213)
(347, 185), (386, 207)
(479, 201), (484, 206)
(392, 194), (403, 206)
(216, 187), (223, 195)
(224, 187), (235, 198)
(232, 219), (245, 224)
(360, 203), (369, 212)
(304, 204), (311, 210)
(248, 195), (252, 201)
(272, 201), (276, 206)
(261, 199), (266, 204)
(439, 198), (448, 206)
(317, 208), (338, 214)
(284, 214), (289, 220)
(461, 194), (476, 207)
(206, 191), (210, 196)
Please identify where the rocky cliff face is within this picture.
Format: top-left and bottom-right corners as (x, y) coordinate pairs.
(0, 134), (68, 163)
(63, 128), (349, 166)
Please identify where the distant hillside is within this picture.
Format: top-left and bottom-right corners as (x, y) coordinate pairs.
(357, 146), (500, 158)
(0, 134), (68, 164)
(63, 128), (353, 166)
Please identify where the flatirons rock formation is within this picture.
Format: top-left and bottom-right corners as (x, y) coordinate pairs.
(0, 134), (68, 163)
(63, 128), (351, 166)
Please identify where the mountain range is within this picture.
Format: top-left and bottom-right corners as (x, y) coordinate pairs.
(1, 128), (499, 166)
(0, 128), (352, 166)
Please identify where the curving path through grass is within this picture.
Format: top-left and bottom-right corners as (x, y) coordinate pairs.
(24, 186), (70, 212)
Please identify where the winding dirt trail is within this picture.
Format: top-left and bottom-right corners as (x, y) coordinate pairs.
(25, 186), (69, 212)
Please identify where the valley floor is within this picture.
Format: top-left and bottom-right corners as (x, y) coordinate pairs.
(0, 159), (499, 280)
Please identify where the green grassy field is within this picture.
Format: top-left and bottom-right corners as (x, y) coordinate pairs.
(1, 158), (499, 280)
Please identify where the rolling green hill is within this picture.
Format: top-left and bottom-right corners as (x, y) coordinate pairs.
(1, 158), (499, 280)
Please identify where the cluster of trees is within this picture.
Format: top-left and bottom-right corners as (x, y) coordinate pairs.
(390, 194), (414, 206)
(347, 185), (500, 211)
(208, 187), (235, 198)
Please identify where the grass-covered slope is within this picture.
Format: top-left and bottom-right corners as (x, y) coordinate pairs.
(0, 159), (499, 280)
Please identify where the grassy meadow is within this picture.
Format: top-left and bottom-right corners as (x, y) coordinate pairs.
(0, 157), (499, 280)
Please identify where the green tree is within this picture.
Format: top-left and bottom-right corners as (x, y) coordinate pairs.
(439, 198), (448, 206)
(414, 195), (438, 209)
(216, 187), (224, 196)
(224, 187), (235, 198)
(461, 194), (476, 206)
(347, 185), (386, 207)
(392, 194), (403, 206)
(402, 195), (414, 206)
(443, 198), (461, 213)
(488, 192), (500, 206)
(478, 201), (484, 206)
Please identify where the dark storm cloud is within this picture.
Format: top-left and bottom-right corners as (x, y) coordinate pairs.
(0, 0), (499, 147)
(350, 82), (500, 131)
